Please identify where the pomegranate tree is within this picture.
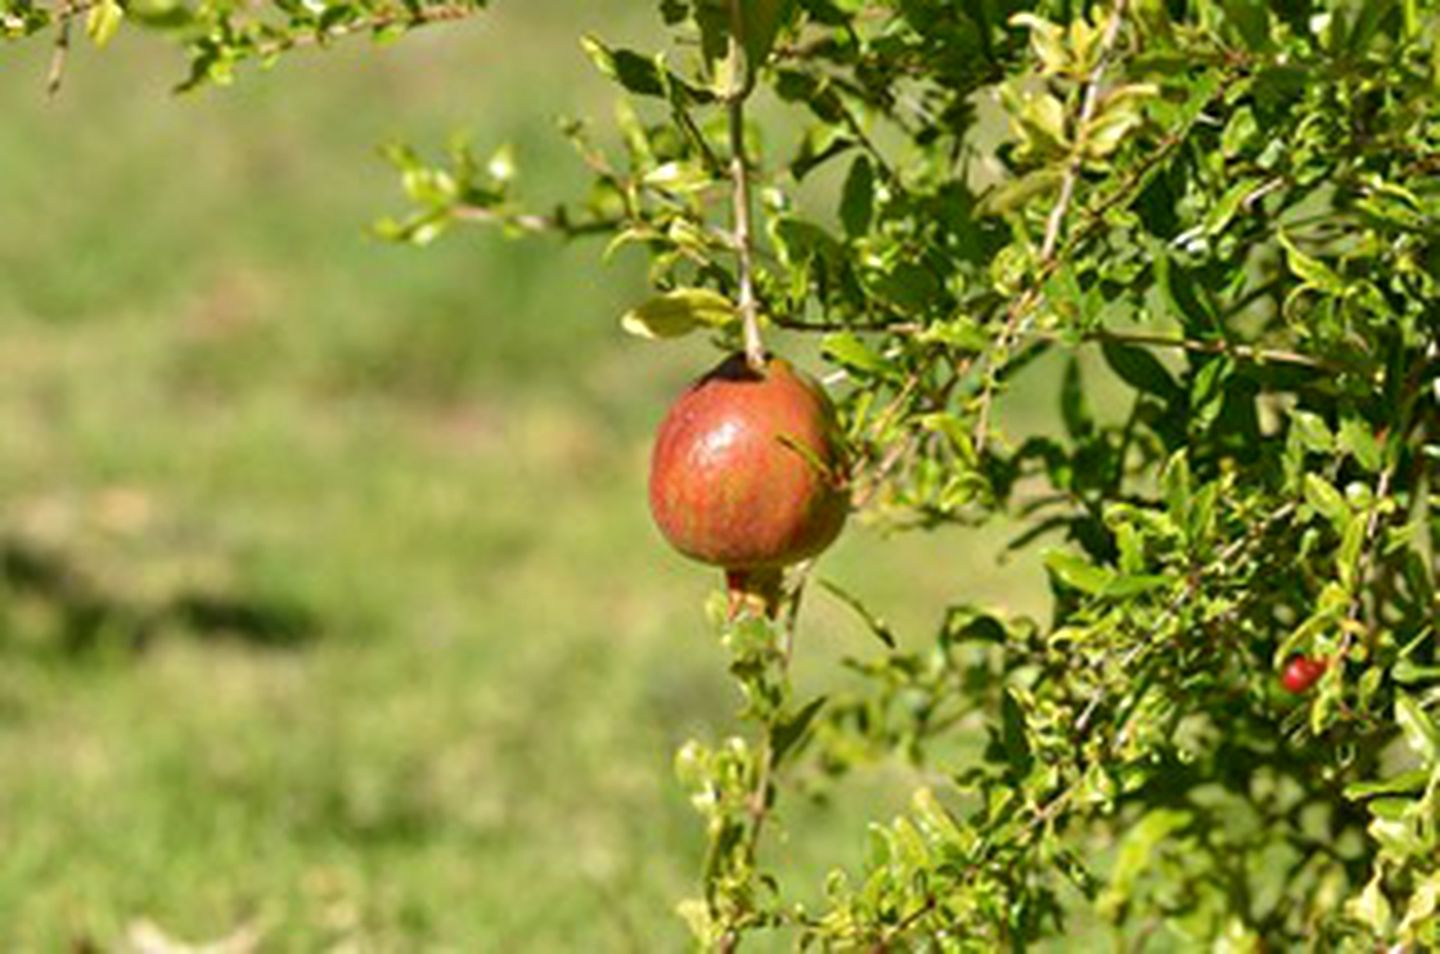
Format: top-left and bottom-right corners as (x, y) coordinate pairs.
(648, 352), (849, 616)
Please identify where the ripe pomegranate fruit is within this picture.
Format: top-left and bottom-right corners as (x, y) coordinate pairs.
(1281, 655), (1327, 695)
(649, 352), (850, 617)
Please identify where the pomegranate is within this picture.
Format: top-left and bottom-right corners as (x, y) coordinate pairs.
(649, 352), (850, 616)
(1281, 655), (1327, 695)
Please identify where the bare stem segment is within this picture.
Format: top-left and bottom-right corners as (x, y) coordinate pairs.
(726, 0), (766, 373)
(1039, 0), (1128, 261)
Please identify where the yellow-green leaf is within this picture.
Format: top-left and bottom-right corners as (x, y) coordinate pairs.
(1279, 231), (1346, 296)
(1396, 693), (1440, 766)
(1044, 550), (1113, 594)
(1303, 473), (1350, 529)
(620, 288), (736, 340)
(1010, 13), (1068, 74)
(86, 0), (123, 47)
(1098, 808), (1191, 920)
(1348, 872), (1393, 935)
(643, 160), (715, 194)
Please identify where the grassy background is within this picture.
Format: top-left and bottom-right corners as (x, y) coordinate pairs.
(0, 7), (1053, 949)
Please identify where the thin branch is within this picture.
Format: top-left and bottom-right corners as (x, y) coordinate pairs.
(43, 0), (94, 25)
(1351, 465), (1393, 627)
(852, 431), (921, 511)
(44, 11), (70, 97)
(251, 1), (477, 59)
(1336, 352), (1431, 663)
(1080, 328), (1346, 372)
(1039, 0), (1129, 262)
(716, 572), (811, 954)
(449, 204), (621, 238)
(877, 894), (940, 948)
(728, 100), (764, 370)
(773, 318), (920, 334)
(974, 0), (1129, 453)
(726, 0), (765, 373)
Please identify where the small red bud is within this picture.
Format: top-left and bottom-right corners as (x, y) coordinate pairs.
(1281, 655), (1327, 695)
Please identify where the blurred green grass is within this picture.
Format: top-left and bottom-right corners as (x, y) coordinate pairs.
(0, 8), (1055, 948)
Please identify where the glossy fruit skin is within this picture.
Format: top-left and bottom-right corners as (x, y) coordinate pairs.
(1281, 655), (1327, 694)
(649, 353), (849, 573)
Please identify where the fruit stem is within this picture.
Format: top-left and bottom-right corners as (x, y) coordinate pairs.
(725, 0), (765, 374)
(725, 567), (783, 620)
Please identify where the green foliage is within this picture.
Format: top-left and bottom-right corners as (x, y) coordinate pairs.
(5, 0), (1440, 949)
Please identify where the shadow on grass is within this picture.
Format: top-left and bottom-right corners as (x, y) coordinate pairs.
(0, 535), (319, 655)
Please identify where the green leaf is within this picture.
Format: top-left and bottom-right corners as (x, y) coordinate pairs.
(580, 35), (664, 97)
(1203, 178), (1259, 236)
(1400, 873), (1440, 938)
(1098, 809), (1191, 920)
(86, 0), (123, 47)
(1368, 807), (1423, 858)
(1303, 474), (1351, 529)
(1101, 340), (1180, 398)
(890, 817), (931, 868)
(1289, 410), (1333, 453)
(620, 289), (736, 340)
(1000, 690), (1033, 774)
(917, 316), (989, 352)
(1163, 452), (1192, 519)
(1310, 675), (1339, 735)
(979, 168), (1063, 215)
(1189, 356), (1231, 429)
(1394, 659), (1440, 684)
(485, 143), (516, 184)
(1010, 13), (1068, 74)
(1011, 90), (1068, 154)
(1082, 103), (1143, 159)
(771, 216), (842, 267)
(1348, 872), (1393, 935)
(839, 155), (875, 238)
(941, 606), (1009, 645)
(643, 160), (716, 194)
(1345, 770), (1431, 800)
(740, 0), (794, 69)
(1396, 694), (1440, 766)
(1338, 417), (1385, 473)
(775, 432), (841, 483)
(912, 788), (969, 848)
(1101, 574), (1173, 598)
(818, 578), (896, 648)
(1044, 550), (1112, 595)
(1221, 107), (1258, 157)
(1337, 515), (1368, 589)
(692, 0), (731, 76)
(1153, 253), (1215, 334)
(1061, 357), (1093, 438)
(866, 262), (940, 313)
(1279, 231), (1346, 296)
(770, 695), (826, 767)
(1274, 582), (1348, 666)
(1222, 0), (1271, 50)
(822, 332), (891, 376)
